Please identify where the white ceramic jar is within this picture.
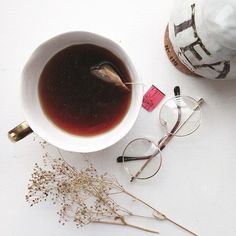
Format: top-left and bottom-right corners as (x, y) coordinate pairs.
(165, 0), (236, 79)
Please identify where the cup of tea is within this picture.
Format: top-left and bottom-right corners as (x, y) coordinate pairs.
(8, 32), (143, 152)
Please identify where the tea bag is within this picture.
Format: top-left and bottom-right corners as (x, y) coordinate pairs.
(90, 62), (130, 92)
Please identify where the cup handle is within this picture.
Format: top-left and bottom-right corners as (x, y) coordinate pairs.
(8, 121), (33, 142)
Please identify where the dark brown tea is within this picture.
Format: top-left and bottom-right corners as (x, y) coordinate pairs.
(38, 44), (132, 136)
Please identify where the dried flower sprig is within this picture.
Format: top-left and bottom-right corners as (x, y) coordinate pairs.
(26, 153), (197, 235)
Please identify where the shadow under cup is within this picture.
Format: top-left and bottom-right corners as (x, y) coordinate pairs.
(19, 32), (143, 153)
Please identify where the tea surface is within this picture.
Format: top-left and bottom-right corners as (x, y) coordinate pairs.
(38, 44), (132, 136)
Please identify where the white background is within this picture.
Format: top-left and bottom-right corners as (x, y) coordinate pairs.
(1, 0), (236, 235)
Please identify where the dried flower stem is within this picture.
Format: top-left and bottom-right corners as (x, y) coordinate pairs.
(92, 219), (160, 234)
(122, 189), (198, 236)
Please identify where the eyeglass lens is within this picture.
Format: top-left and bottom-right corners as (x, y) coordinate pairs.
(122, 138), (162, 180)
(160, 96), (202, 137)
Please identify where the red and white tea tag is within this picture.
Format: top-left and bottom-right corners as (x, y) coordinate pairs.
(142, 85), (165, 112)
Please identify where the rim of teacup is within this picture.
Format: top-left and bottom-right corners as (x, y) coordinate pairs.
(21, 31), (143, 153)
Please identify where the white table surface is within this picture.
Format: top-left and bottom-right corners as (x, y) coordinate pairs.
(1, 0), (236, 235)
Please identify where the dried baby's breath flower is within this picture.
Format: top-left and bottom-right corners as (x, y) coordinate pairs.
(26, 154), (197, 235)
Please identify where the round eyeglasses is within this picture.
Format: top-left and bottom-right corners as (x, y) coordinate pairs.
(117, 87), (204, 182)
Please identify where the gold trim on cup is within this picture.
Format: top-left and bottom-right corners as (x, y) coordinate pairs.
(8, 121), (33, 142)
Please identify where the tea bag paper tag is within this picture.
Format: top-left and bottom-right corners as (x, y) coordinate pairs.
(142, 85), (165, 112)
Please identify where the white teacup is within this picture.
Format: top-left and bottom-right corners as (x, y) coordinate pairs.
(8, 32), (143, 153)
